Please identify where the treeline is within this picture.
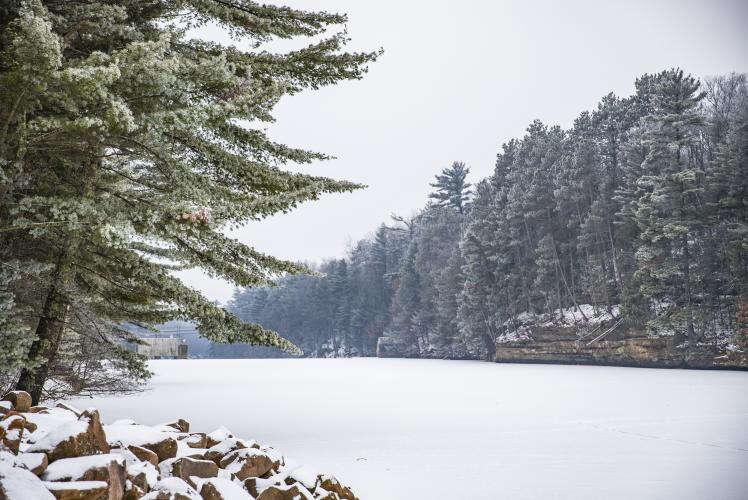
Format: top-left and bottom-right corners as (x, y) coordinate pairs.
(226, 69), (748, 360)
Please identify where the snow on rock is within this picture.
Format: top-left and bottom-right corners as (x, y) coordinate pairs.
(199, 477), (254, 499)
(27, 408), (109, 461)
(0, 457), (55, 499)
(43, 479), (109, 497)
(41, 453), (124, 481)
(0, 415), (26, 454)
(1, 392), (31, 413)
(204, 437), (256, 464)
(105, 423), (177, 462)
(12, 452), (48, 476)
(206, 426), (235, 447)
(142, 477), (201, 500)
(0, 389), (359, 499)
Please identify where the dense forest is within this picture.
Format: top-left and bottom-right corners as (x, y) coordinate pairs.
(221, 69), (748, 361)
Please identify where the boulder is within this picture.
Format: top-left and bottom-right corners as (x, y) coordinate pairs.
(1, 392), (31, 413)
(0, 402), (11, 416)
(126, 459), (159, 493)
(28, 409), (109, 462)
(126, 444), (159, 466)
(42, 453), (126, 500)
(219, 449), (273, 481)
(317, 475), (356, 500)
(28, 406), (51, 414)
(203, 438), (250, 465)
(0, 460), (55, 499)
(163, 420), (190, 433)
(256, 484), (312, 500)
(13, 452), (48, 475)
(141, 477), (201, 500)
(180, 433), (206, 449)
(141, 437), (178, 462)
(43, 480), (109, 500)
(54, 403), (82, 418)
(205, 427), (234, 448)
(166, 457), (218, 488)
(123, 481), (147, 500)
(0, 416), (25, 454)
(199, 478), (253, 499)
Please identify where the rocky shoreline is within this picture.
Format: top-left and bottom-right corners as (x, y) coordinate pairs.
(0, 391), (357, 499)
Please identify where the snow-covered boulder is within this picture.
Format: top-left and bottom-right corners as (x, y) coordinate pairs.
(161, 456), (219, 488)
(43, 479), (109, 499)
(27, 409), (109, 461)
(219, 448), (274, 480)
(256, 483), (313, 500)
(141, 476), (201, 500)
(198, 477), (253, 499)
(105, 424), (177, 462)
(0, 415), (26, 454)
(13, 452), (48, 476)
(1, 392), (31, 413)
(42, 453), (126, 499)
(203, 437), (255, 465)
(0, 454), (55, 499)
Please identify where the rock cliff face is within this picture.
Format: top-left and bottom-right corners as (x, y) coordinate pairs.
(493, 322), (747, 370)
(377, 321), (748, 370)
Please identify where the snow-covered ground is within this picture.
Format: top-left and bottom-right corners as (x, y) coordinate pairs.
(70, 359), (748, 500)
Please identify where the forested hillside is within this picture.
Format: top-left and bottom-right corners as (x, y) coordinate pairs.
(225, 69), (748, 364)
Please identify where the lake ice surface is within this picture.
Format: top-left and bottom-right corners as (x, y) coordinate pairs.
(69, 358), (748, 500)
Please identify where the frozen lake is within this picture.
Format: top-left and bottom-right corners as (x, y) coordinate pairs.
(70, 359), (748, 499)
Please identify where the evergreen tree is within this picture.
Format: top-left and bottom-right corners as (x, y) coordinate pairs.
(0, 0), (378, 402)
(623, 69), (706, 340)
(429, 161), (472, 213)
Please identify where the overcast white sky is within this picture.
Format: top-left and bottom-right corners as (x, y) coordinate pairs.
(180, 0), (748, 303)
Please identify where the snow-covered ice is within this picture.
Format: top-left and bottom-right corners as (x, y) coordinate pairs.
(70, 358), (748, 500)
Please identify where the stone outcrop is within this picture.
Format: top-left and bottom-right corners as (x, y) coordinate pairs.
(0, 390), (359, 500)
(493, 322), (748, 370)
(378, 318), (748, 370)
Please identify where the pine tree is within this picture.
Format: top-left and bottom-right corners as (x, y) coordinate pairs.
(429, 161), (472, 213)
(625, 69), (706, 341)
(0, 0), (379, 402)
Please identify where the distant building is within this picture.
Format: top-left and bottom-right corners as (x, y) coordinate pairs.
(132, 337), (188, 359)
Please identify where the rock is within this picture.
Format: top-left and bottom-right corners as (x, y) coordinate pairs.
(54, 403), (82, 417)
(43, 480), (109, 500)
(123, 481), (147, 500)
(0, 416), (25, 455)
(127, 459), (159, 492)
(205, 427), (234, 448)
(317, 475), (356, 500)
(203, 438), (250, 465)
(28, 409), (110, 462)
(138, 437), (177, 463)
(0, 402), (11, 416)
(28, 406), (50, 414)
(180, 433), (206, 449)
(256, 484), (312, 500)
(0, 459), (55, 499)
(219, 449), (273, 481)
(198, 478), (253, 499)
(105, 424), (178, 462)
(42, 453), (126, 500)
(126, 444), (159, 466)
(1, 392), (31, 413)
(164, 419), (190, 433)
(166, 457), (218, 488)
(141, 477), (201, 500)
(14, 452), (48, 475)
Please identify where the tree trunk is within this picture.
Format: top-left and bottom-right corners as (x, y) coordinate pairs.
(16, 242), (78, 404)
(15, 156), (100, 404)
